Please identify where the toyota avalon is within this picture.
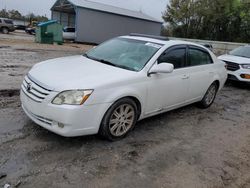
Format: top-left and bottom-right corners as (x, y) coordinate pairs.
(21, 34), (227, 140)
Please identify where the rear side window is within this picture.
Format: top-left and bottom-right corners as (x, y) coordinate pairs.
(64, 28), (75, 32)
(158, 48), (186, 69)
(188, 48), (213, 66)
(0, 19), (2, 23)
(4, 20), (13, 24)
(67, 28), (75, 32)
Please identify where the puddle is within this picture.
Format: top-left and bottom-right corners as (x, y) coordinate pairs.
(0, 89), (20, 97)
(0, 46), (10, 49)
(14, 48), (41, 53)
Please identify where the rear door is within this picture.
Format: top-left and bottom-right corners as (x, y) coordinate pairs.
(185, 46), (215, 102)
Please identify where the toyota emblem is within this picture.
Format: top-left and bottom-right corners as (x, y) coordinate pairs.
(27, 83), (32, 92)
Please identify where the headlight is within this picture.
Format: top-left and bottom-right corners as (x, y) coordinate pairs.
(52, 90), (93, 105)
(241, 64), (250, 69)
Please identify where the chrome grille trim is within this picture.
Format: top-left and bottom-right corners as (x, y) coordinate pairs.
(21, 85), (44, 101)
(22, 75), (52, 102)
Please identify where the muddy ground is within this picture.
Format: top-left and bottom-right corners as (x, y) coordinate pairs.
(0, 31), (250, 188)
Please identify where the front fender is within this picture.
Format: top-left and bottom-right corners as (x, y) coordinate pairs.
(86, 84), (147, 118)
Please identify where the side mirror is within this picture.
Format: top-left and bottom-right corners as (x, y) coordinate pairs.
(148, 63), (174, 75)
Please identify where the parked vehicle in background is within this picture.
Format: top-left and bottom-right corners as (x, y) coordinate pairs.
(20, 34), (227, 140)
(0, 18), (15, 34)
(25, 27), (36, 35)
(25, 21), (38, 35)
(218, 45), (250, 82)
(14, 25), (26, 30)
(203, 44), (213, 52)
(63, 27), (75, 40)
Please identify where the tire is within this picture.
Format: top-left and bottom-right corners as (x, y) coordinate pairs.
(198, 82), (218, 109)
(2, 27), (9, 34)
(99, 98), (138, 141)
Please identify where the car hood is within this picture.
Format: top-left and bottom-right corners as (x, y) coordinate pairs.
(218, 54), (250, 65)
(28, 55), (137, 91)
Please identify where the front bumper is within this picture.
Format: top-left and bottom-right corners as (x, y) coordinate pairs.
(227, 69), (250, 82)
(20, 89), (111, 137)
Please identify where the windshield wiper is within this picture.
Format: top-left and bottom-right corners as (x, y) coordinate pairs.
(83, 54), (135, 71)
(98, 59), (117, 66)
(99, 59), (135, 71)
(83, 53), (96, 60)
(83, 53), (92, 60)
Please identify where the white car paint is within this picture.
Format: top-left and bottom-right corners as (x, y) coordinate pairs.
(218, 53), (250, 82)
(20, 36), (227, 137)
(62, 27), (75, 40)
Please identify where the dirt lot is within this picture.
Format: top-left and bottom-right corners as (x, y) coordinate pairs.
(0, 31), (250, 188)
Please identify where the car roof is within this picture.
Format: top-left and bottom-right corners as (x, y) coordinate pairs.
(121, 35), (208, 50)
(0, 18), (13, 20)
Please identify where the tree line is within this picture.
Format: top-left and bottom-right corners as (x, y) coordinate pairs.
(0, 9), (48, 23)
(162, 0), (250, 43)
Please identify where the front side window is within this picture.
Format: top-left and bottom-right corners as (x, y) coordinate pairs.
(85, 38), (163, 71)
(188, 48), (213, 66)
(4, 20), (13, 24)
(158, 48), (186, 69)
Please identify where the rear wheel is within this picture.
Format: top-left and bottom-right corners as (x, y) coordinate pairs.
(99, 98), (138, 141)
(198, 82), (218, 108)
(2, 27), (9, 34)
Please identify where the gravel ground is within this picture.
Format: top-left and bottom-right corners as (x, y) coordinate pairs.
(0, 32), (250, 188)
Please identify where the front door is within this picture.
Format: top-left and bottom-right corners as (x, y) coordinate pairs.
(145, 45), (190, 115)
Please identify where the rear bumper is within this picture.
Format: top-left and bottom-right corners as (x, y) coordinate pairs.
(20, 89), (111, 137)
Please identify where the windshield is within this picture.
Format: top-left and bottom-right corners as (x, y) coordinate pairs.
(229, 46), (250, 58)
(85, 38), (163, 71)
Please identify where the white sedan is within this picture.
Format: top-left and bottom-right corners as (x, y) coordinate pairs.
(62, 27), (75, 40)
(218, 45), (250, 82)
(20, 34), (227, 140)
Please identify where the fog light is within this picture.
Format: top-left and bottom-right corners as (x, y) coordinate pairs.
(240, 74), (250, 79)
(58, 123), (64, 128)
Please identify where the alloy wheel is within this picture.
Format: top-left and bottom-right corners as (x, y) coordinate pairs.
(2, 28), (9, 34)
(109, 104), (135, 137)
(205, 84), (217, 105)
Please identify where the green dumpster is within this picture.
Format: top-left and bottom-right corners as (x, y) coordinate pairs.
(35, 20), (63, 44)
(41, 32), (54, 44)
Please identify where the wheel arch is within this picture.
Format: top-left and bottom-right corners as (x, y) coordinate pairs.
(105, 95), (142, 120)
(123, 96), (141, 120)
(213, 80), (220, 90)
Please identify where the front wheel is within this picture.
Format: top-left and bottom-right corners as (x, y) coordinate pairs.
(198, 82), (218, 108)
(2, 27), (9, 34)
(99, 98), (138, 141)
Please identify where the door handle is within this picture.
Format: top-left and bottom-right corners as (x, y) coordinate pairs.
(209, 72), (214, 74)
(182, 75), (190, 79)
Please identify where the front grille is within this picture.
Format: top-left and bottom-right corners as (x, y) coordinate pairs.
(21, 75), (52, 103)
(224, 61), (240, 71)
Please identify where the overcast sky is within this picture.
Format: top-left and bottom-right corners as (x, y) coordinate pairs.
(0, 0), (169, 20)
